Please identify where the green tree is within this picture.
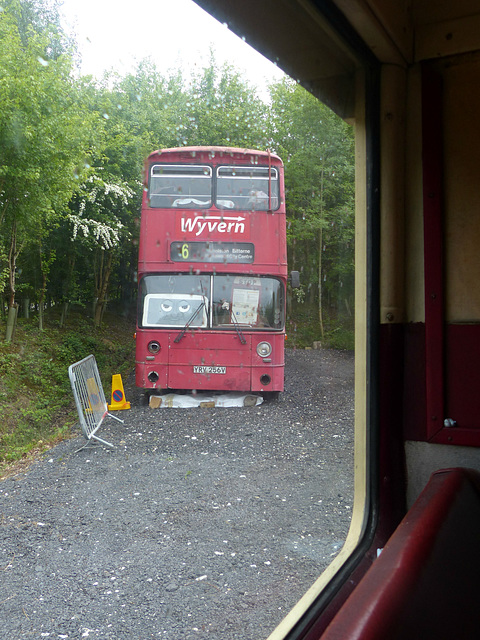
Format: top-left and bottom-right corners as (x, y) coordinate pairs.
(1, 0), (73, 58)
(71, 57), (272, 320)
(186, 57), (269, 148)
(66, 173), (136, 327)
(0, 9), (96, 339)
(109, 61), (191, 156)
(269, 78), (355, 336)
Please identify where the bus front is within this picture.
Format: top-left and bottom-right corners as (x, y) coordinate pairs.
(135, 147), (287, 395)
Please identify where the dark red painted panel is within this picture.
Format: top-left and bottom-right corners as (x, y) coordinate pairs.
(320, 468), (480, 639)
(403, 323), (427, 441)
(445, 324), (480, 428)
(421, 63), (445, 441)
(402, 323), (480, 446)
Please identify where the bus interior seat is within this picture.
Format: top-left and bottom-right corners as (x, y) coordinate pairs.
(321, 467), (480, 639)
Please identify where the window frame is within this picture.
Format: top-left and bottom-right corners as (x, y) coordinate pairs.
(148, 163), (213, 209)
(216, 165), (280, 211)
(138, 273), (286, 332)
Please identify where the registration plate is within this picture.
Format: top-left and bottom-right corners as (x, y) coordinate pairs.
(193, 365), (226, 374)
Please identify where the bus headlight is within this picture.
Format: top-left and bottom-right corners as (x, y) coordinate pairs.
(257, 341), (272, 357)
(148, 340), (161, 354)
(148, 371), (159, 383)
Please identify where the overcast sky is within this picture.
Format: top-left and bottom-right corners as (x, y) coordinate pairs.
(59, 0), (286, 93)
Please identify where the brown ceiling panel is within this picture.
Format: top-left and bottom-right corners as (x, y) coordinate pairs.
(194, 0), (360, 118)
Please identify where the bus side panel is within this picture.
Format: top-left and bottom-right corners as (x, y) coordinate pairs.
(137, 211), (169, 273)
(135, 364), (169, 389)
(135, 329), (169, 389)
(250, 364), (285, 392)
(251, 333), (285, 392)
(136, 330), (286, 392)
(250, 210), (288, 271)
(167, 332), (252, 391)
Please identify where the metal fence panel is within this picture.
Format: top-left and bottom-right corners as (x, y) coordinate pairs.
(68, 354), (121, 448)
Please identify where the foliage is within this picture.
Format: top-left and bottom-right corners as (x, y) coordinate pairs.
(0, 4), (99, 337)
(286, 304), (354, 350)
(0, 8), (356, 463)
(185, 56), (270, 148)
(286, 305), (322, 348)
(0, 307), (135, 469)
(323, 323), (355, 351)
(0, 0), (355, 336)
(1, 0), (73, 58)
(269, 79), (355, 326)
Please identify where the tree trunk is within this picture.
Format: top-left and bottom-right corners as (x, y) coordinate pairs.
(59, 254), (75, 328)
(38, 302), (44, 331)
(94, 249), (114, 328)
(5, 222), (18, 342)
(318, 167), (325, 339)
(60, 301), (69, 328)
(5, 304), (18, 342)
(38, 243), (48, 331)
(318, 225), (324, 339)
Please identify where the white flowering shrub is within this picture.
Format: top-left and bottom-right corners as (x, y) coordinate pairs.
(68, 175), (135, 250)
(68, 214), (123, 249)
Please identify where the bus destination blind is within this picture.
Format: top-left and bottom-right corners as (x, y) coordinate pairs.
(170, 242), (254, 264)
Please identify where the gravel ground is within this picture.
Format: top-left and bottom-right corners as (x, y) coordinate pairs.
(0, 348), (354, 640)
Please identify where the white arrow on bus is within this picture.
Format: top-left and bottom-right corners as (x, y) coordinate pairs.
(188, 215), (246, 222)
(180, 214), (247, 236)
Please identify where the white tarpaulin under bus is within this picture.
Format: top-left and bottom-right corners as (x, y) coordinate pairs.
(148, 392), (263, 408)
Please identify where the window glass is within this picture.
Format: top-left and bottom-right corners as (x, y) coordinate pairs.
(139, 274), (284, 330)
(216, 166), (279, 210)
(139, 275), (210, 327)
(142, 293), (207, 328)
(149, 164), (212, 208)
(212, 274), (284, 329)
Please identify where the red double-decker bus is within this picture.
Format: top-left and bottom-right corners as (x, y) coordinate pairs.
(135, 146), (288, 396)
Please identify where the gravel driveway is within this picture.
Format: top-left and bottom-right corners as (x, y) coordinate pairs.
(0, 348), (354, 640)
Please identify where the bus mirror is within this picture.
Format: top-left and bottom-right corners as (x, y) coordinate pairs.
(290, 271), (300, 288)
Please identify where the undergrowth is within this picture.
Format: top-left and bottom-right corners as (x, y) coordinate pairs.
(0, 306), (135, 473)
(0, 302), (352, 475)
(286, 304), (354, 350)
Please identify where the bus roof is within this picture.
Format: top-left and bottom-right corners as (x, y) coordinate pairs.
(147, 146), (282, 164)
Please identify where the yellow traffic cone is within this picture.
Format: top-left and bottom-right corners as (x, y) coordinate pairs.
(108, 374), (131, 410)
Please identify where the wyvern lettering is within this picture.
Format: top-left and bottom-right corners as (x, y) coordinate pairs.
(181, 215), (246, 237)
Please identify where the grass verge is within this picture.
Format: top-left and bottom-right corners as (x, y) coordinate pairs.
(0, 306), (135, 477)
(287, 305), (354, 350)
(1, 303), (352, 477)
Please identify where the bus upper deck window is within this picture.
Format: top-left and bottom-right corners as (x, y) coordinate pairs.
(216, 166), (279, 211)
(149, 164), (212, 208)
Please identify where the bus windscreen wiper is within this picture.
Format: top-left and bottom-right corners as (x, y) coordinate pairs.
(229, 308), (247, 345)
(174, 301), (205, 343)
